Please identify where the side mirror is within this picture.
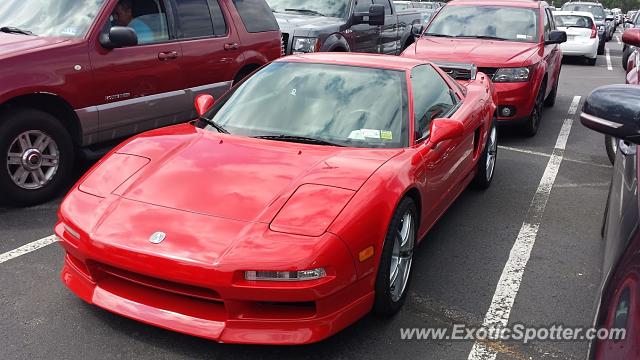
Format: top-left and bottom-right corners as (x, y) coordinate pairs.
(545, 30), (567, 45)
(581, 85), (640, 144)
(427, 118), (464, 147)
(353, 4), (385, 26)
(195, 94), (215, 117)
(99, 26), (138, 49)
(623, 28), (640, 47)
(412, 24), (424, 38)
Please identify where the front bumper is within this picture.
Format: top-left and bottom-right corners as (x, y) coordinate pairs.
(56, 210), (372, 345)
(493, 81), (537, 121)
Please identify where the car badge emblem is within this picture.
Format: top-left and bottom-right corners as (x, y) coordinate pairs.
(149, 232), (166, 244)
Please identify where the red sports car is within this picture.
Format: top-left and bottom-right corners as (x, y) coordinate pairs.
(55, 53), (497, 345)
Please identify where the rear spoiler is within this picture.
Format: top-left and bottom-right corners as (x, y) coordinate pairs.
(432, 62), (478, 81)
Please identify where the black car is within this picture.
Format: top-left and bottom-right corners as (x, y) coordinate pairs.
(580, 86), (640, 357)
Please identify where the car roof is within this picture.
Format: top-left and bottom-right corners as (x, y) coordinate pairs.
(554, 10), (596, 19)
(562, 2), (603, 6)
(275, 53), (428, 71)
(447, 0), (544, 9)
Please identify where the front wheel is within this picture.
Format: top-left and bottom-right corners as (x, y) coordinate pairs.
(0, 108), (74, 206)
(605, 135), (617, 165)
(472, 118), (497, 190)
(373, 197), (417, 316)
(522, 83), (545, 137)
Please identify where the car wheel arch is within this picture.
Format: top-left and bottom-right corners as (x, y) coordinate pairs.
(233, 63), (263, 85)
(0, 92), (81, 146)
(321, 33), (351, 52)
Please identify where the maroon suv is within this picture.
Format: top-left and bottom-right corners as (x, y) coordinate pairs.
(0, 0), (281, 206)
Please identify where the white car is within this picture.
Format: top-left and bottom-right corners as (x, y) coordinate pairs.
(554, 11), (599, 65)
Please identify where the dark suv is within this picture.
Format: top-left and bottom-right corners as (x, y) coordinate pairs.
(561, 1), (608, 54)
(0, 0), (281, 206)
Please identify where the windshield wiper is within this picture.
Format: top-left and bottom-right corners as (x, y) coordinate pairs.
(198, 117), (229, 134)
(458, 35), (509, 41)
(284, 8), (326, 16)
(254, 135), (344, 147)
(424, 33), (457, 38)
(0, 26), (34, 36)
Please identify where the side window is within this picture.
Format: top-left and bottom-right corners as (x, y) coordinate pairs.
(411, 65), (456, 141)
(546, 9), (555, 30)
(355, 0), (373, 13)
(542, 8), (551, 39)
(110, 0), (170, 45)
(232, 0), (279, 33)
(373, 0), (392, 14)
(174, 0), (226, 38)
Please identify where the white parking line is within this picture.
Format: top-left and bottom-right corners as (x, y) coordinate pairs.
(499, 146), (611, 168)
(617, 36), (622, 45)
(0, 235), (58, 264)
(606, 48), (613, 71)
(468, 96), (580, 360)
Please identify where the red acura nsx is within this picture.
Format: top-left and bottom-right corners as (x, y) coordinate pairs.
(56, 53), (498, 345)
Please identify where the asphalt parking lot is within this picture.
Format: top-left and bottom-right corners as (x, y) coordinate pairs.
(0, 31), (628, 359)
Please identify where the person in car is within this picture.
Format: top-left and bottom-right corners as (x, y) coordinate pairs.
(112, 0), (154, 44)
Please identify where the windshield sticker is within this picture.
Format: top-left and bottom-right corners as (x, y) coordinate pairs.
(348, 130), (366, 140)
(61, 28), (78, 36)
(361, 129), (381, 139)
(381, 131), (393, 140)
(516, 34), (532, 40)
(290, 88), (297, 96)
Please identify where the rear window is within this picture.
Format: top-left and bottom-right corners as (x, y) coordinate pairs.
(232, 0), (280, 32)
(561, 3), (605, 20)
(555, 15), (593, 28)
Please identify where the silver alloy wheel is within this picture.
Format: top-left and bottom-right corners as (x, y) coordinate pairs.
(486, 124), (497, 181)
(389, 211), (415, 302)
(6, 130), (60, 190)
(610, 136), (618, 156)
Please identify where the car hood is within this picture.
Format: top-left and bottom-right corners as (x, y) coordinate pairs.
(411, 37), (541, 67)
(112, 125), (402, 223)
(0, 34), (69, 58)
(274, 13), (344, 34)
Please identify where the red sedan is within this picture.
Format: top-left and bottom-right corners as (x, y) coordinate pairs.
(55, 53), (497, 344)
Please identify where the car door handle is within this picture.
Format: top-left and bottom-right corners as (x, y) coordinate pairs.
(224, 43), (239, 50)
(158, 51), (178, 61)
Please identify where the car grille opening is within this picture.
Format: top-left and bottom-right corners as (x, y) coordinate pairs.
(478, 67), (498, 80)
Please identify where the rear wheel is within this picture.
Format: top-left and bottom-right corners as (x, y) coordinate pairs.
(522, 82), (545, 137)
(0, 108), (74, 206)
(587, 57), (597, 66)
(373, 197), (417, 316)
(605, 135), (617, 165)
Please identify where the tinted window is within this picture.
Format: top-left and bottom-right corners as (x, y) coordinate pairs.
(203, 62), (409, 148)
(543, 9), (550, 38)
(267, 0), (350, 18)
(426, 6), (539, 43)
(175, 0), (215, 38)
(555, 15), (594, 28)
(110, 0), (170, 45)
(411, 65), (455, 140)
(373, 0), (392, 14)
(232, 0), (279, 33)
(355, 0), (373, 12)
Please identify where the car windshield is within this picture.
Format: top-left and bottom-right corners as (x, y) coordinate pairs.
(201, 62), (409, 148)
(425, 6), (539, 43)
(555, 15), (593, 28)
(0, 0), (106, 37)
(266, 0), (349, 18)
(561, 4), (605, 20)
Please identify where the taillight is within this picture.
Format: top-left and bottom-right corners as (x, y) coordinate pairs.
(591, 24), (597, 38)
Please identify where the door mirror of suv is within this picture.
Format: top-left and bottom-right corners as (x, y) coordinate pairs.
(427, 118), (464, 148)
(623, 28), (640, 47)
(545, 30), (567, 45)
(412, 24), (424, 38)
(99, 26), (138, 49)
(195, 94), (215, 117)
(581, 85), (640, 145)
(353, 4), (385, 26)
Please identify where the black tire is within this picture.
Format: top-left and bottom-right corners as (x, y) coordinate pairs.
(598, 41), (605, 55)
(373, 197), (417, 316)
(605, 135), (617, 165)
(471, 117), (497, 190)
(0, 108), (74, 206)
(587, 57), (597, 66)
(544, 73), (559, 107)
(622, 46), (634, 71)
(522, 82), (545, 137)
